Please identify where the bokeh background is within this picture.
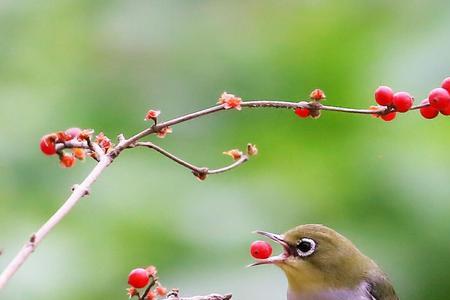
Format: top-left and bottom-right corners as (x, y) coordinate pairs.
(1, 1), (450, 299)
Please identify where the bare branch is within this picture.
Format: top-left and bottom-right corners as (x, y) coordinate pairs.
(134, 142), (203, 173)
(0, 156), (112, 288)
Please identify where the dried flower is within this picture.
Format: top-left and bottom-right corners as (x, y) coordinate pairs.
(246, 144), (258, 156)
(145, 109), (161, 121)
(145, 291), (156, 300)
(60, 153), (76, 168)
(156, 286), (168, 296)
(96, 132), (112, 150)
(156, 127), (172, 138)
(56, 131), (71, 142)
(217, 92), (242, 110)
(223, 149), (243, 161)
(126, 287), (138, 299)
(78, 129), (94, 141)
(369, 105), (381, 118)
(72, 148), (86, 160)
(145, 265), (157, 277)
(310, 89), (326, 101)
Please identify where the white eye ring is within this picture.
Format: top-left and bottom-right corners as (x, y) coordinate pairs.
(296, 238), (316, 257)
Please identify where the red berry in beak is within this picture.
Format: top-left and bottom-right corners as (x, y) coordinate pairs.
(250, 240), (273, 259)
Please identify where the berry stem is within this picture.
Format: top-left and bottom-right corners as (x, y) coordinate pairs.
(140, 277), (157, 300)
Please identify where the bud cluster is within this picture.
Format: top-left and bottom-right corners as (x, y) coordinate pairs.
(39, 127), (113, 168)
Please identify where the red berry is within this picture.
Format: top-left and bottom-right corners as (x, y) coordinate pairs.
(419, 99), (439, 119)
(294, 107), (311, 118)
(428, 88), (450, 111)
(65, 127), (81, 140)
(440, 104), (450, 116)
(374, 86), (394, 106)
(40, 136), (56, 155)
(60, 154), (76, 168)
(250, 240), (272, 259)
(128, 268), (149, 289)
(441, 77), (450, 94)
(380, 111), (396, 122)
(392, 92), (413, 112)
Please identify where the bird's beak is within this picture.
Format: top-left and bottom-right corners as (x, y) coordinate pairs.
(248, 230), (292, 267)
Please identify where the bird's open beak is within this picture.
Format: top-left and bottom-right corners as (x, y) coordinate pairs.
(248, 230), (292, 267)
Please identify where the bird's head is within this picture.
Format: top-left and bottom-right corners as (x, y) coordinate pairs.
(250, 224), (376, 294)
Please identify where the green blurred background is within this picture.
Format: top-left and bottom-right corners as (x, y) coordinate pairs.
(1, 1), (450, 299)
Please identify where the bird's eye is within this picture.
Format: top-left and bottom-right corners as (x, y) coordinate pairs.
(296, 238), (316, 257)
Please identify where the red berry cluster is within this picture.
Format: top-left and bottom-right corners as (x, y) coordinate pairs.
(419, 77), (450, 119)
(39, 128), (112, 168)
(293, 78), (450, 122)
(127, 265), (168, 300)
(371, 86), (414, 122)
(250, 240), (273, 259)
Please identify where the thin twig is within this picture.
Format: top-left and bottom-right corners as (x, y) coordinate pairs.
(207, 156), (248, 174)
(134, 142), (203, 173)
(114, 99), (430, 156)
(56, 140), (89, 150)
(134, 142), (249, 177)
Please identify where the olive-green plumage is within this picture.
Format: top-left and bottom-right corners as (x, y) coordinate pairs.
(253, 224), (398, 300)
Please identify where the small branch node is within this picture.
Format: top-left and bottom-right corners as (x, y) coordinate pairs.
(28, 234), (37, 252)
(29, 234), (36, 243)
(193, 168), (209, 181)
(117, 133), (126, 143)
(71, 184), (90, 197)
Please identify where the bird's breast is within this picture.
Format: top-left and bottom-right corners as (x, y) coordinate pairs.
(287, 282), (375, 300)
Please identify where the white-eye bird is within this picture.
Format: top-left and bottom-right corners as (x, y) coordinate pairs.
(250, 224), (398, 300)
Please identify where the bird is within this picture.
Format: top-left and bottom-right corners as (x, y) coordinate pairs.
(250, 224), (398, 300)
